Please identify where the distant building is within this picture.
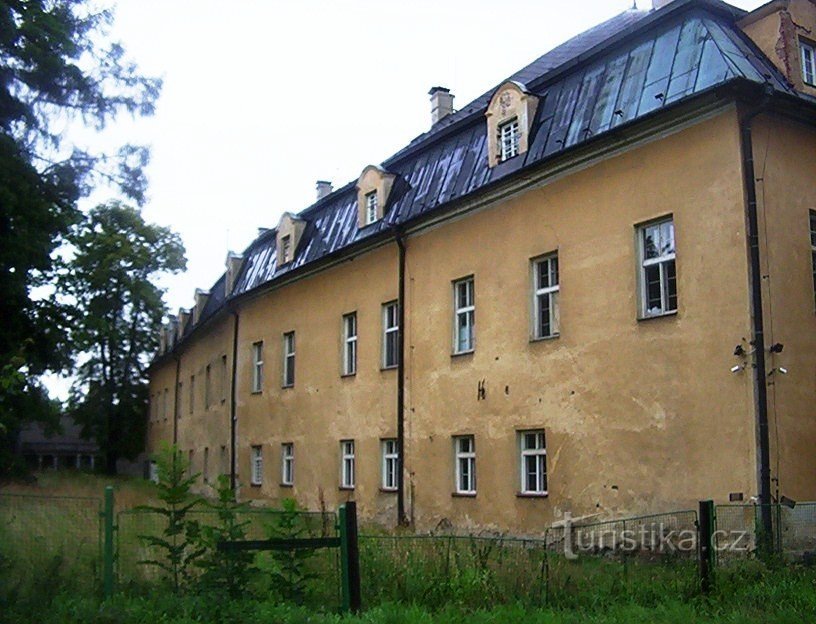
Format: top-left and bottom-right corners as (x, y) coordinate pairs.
(17, 416), (98, 471)
(147, 0), (816, 533)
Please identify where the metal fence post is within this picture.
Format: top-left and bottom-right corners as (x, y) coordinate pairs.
(698, 500), (714, 594)
(338, 502), (361, 613)
(103, 485), (115, 599)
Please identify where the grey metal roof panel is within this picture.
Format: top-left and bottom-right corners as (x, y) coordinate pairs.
(171, 2), (800, 347)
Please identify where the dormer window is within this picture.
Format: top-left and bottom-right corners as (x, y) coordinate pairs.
(499, 118), (520, 162)
(365, 191), (379, 225)
(802, 40), (815, 86)
(356, 165), (396, 229)
(485, 81), (538, 168)
(281, 235), (291, 264)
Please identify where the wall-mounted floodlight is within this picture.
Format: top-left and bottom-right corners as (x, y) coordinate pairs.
(778, 367), (788, 375)
(730, 365), (744, 373)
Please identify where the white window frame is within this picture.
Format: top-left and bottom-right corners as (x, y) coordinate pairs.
(532, 253), (560, 339)
(340, 440), (355, 489)
(453, 277), (475, 354)
(342, 312), (357, 376)
(381, 439), (398, 491)
(365, 191), (379, 225)
(382, 301), (399, 369)
(499, 117), (520, 162)
(282, 331), (296, 387)
(250, 445), (263, 486)
(802, 40), (815, 86)
(810, 210), (816, 310)
(637, 217), (677, 318)
(519, 430), (547, 495)
(453, 435), (476, 495)
(281, 443), (294, 486)
(251, 341), (263, 393)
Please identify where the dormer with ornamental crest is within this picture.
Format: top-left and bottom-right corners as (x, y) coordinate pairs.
(485, 81), (539, 168)
(356, 165), (395, 228)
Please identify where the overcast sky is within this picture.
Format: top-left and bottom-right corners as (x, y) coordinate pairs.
(85, 0), (767, 316)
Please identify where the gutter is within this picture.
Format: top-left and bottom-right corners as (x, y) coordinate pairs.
(737, 84), (773, 550)
(395, 229), (408, 526)
(229, 310), (240, 491)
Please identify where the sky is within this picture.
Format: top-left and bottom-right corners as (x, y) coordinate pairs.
(86, 0), (768, 316)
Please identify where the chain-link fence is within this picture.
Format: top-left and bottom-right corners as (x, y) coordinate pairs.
(0, 493), (102, 595)
(715, 502), (816, 561)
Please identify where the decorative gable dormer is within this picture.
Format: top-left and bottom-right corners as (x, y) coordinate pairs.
(177, 308), (191, 340)
(356, 165), (395, 228)
(225, 251), (244, 296)
(276, 212), (306, 267)
(485, 81), (539, 168)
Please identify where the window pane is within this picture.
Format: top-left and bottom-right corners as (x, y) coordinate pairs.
(659, 220), (675, 255)
(538, 293), (551, 337)
(665, 259), (677, 311)
(645, 264), (662, 312)
(538, 260), (550, 289)
(643, 225), (660, 259)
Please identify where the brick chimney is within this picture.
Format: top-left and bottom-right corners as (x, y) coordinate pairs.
(316, 180), (333, 200)
(429, 86), (455, 125)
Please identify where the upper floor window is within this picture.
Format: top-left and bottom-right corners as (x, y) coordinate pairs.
(342, 312), (357, 376)
(340, 440), (355, 489)
(251, 341), (263, 393)
(250, 445), (263, 486)
(519, 430), (547, 495)
(810, 211), (816, 309)
(381, 439), (398, 491)
(533, 254), (559, 339)
(281, 235), (292, 264)
(382, 301), (399, 369)
(365, 192), (379, 225)
(453, 277), (475, 354)
(802, 40), (815, 86)
(163, 388), (168, 421)
(220, 354), (227, 403)
(189, 375), (195, 414)
(204, 364), (212, 410)
(499, 118), (520, 162)
(454, 435), (476, 495)
(281, 443), (294, 486)
(638, 217), (677, 318)
(282, 331), (295, 387)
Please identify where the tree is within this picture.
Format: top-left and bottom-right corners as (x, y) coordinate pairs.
(0, 1), (160, 474)
(66, 202), (185, 473)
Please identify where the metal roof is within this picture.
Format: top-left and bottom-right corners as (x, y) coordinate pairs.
(169, 0), (797, 349)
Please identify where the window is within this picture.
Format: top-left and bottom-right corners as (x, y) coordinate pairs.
(251, 341), (263, 393)
(177, 382), (183, 419)
(281, 443), (294, 486)
(340, 440), (355, 489)
(453, 277), (475, 353)
(454, 435), (476, 495)
(220, 445), (228, 476)
(250, 445), (263, 486)
(220, 354), (228, 403)
(499, 118), (520, 161)
(365, 191), (378, 225)
(203, 447), (209, 483)
(382, 302), (399, 369)
(342, 313), (357, 376)
(802, 41), (815, 86)
(381, 439), (398, 491)
(205, 364), (211, 410)
(163, 388), (168, 421)
(283, 331), (295, 387)
(638, 217), (677, 317)
(149, 461), (159, 484)
(810, 211), (816, 308)
(188, 449), (194, 476)
(533, 254), (560, 339)
(189, 375), (195, 414)
(281, 234), (292, 264)
(519, 431), (547, 495)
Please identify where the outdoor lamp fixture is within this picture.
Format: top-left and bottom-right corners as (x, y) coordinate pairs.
(769, 343), (784, 353)
(781, 496), (796, 509)
(730, 364), (745, 373)
(733, 344), (746, 357)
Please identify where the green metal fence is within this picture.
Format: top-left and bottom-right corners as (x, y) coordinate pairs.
(715, 502), (816, 560)
(0, 492), (102, 595)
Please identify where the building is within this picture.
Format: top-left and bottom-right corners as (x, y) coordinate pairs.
(147, 0), (816, 534)
(17, 416), (99, 472)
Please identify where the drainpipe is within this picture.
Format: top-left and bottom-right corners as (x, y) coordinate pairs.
(396, 230), (408, 526)
(172, 355), (181, 445)
(229, 311), (240, 491)
(738, 87), (773, 550)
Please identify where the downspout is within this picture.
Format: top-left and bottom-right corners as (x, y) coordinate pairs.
(229, 310), (240, 491)
(395, 230), (408, 526)
(738, 86), (773, 549)
(173, 355), (181, 445)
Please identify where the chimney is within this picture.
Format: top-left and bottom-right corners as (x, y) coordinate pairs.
(225, 251), (244, 295)
(316, 180), (333, 200)
(429, 86), (455, 125)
